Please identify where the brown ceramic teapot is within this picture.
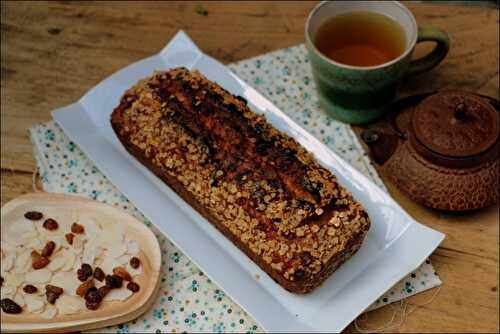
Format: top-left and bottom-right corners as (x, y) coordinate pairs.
(362, 91), (499, 211)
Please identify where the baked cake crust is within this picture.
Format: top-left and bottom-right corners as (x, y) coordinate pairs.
(110, 68), (370, 293)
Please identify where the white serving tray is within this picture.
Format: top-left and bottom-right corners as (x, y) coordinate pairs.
(52, 31), (444, 333)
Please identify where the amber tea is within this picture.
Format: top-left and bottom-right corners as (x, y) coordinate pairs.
(314, 11), (407, 67)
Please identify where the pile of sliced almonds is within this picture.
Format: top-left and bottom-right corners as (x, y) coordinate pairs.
(1, 209), (143, 318)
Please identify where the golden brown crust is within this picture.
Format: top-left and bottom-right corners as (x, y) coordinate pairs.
(110, 68), (371, 293)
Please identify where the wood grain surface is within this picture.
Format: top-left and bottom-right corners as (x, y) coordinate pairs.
(1, 1), (499, 332)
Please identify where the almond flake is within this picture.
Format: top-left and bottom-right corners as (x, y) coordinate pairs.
(11, 250), (31, 274)
(25, 294), (45, 313)
(51, 271), (80, 296)
(56, 295), (85, 315)
(26, 269), (52, 284)
(101, 256), (121, 274)
(61, 251), (76, 271)
(126, 240), (140, 255)
(117, 255), (130, 265)
(13, 292), (25, 307)
(103, 286), (133, 302)
(1, 252), (15, 273)
(1, 285), (15, 298)
(40, 305), (58, 319)
(48, 250), (67, 272)
(107, 242), (127, 258)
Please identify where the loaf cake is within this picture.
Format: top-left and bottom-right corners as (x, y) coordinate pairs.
(110, 68), (370, 293)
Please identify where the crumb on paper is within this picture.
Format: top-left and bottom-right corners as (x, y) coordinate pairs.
(255, 274), (260, 281)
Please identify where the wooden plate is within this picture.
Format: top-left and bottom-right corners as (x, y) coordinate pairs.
(1, 192), (162, 333)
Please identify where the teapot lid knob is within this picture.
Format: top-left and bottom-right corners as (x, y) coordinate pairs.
(454, 102), (467, 120)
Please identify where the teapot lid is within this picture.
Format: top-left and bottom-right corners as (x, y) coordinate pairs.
(413, 91), (499, 157)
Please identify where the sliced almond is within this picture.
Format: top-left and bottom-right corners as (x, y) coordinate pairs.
(56, 295), (85, 315)
(25, 237), (44, 250)
(9, 219), (36, 240)
(26, 269), (52, 284)
(117, 254), (130, 265)
(51, 235), (66, 253)
(47, 250), (67, 272)
(126, 240), (140, 255)
(107, 242), (127, 259)
(72, 257), (82, 272)
(71, 235), (85, 254)
(94, 279), (106, 289)
(11, 250), (31, 274)
(4, 272), (25, 289)
(1, 252), (15, 273)
(82, 241), (102, 266)
(103, 286), (133, 302)
(61, 251), (76, 272)
(1, 285), (16, 299)
(40, 305), (58, 319)
(78, 215), (102, 239)
(100, 256), (121, 275)
(25, 294), (45, 313)
(1, 240), (16, 253)
(51, 271), (80, 296)
(13, 291), (25, 307)
(99, 226), (124, 249)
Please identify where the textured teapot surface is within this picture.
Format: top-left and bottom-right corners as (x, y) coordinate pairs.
(363, 91), (500, 211)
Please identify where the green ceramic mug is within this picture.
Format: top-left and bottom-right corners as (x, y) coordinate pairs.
(305, 1), (450, 124)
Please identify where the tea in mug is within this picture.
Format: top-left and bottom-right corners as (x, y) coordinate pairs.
(314, 11), (407, 67)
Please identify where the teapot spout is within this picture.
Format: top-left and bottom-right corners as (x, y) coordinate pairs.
(361, 129), (400, 165)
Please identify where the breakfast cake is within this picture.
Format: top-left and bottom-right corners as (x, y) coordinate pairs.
(110, 67), (370, 293)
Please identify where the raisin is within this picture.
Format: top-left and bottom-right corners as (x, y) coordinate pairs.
(1, 298), (22, 314)
(85, 287), (102, 304)
(41, 241), (56, 257)
(31, 251), (50, 270)
(23, 284), (38, 294)
(42, 218), (59, 231)
(45, 285), (64, 304)
(294, 269), (306, 280)
(65, 233), (74, 245)
(129, 257), (141, 269)
(105, 274), (123, 289)
(46, 284), (64, 295)
(98, 286), (110, 299)
(81, 263), (93, 277)
(126, 282), (140, 293)
(76, 279), (94, 297)
(71, 222), (85, 234)
(85, 300), (100, 310)
(46, 293), (58, 304)
(93, 267), (105, 281)
(298, 251), (313, 265)
(24, 211), (43, 221)
(77, 269), (89, 282)
(113, 266), (132, 281)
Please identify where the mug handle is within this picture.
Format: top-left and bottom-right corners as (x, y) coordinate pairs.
(407, 26), (450, 76)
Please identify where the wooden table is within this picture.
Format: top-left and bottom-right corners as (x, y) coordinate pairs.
(1, 1), (499, 332)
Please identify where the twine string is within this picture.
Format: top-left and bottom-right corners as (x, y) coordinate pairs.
(354, 285), (442, 333)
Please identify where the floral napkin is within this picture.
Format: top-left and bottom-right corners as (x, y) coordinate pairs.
(29, 43), (441, 333)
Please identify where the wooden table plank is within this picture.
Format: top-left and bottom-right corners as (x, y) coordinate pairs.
(1, 1), (499, 332)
